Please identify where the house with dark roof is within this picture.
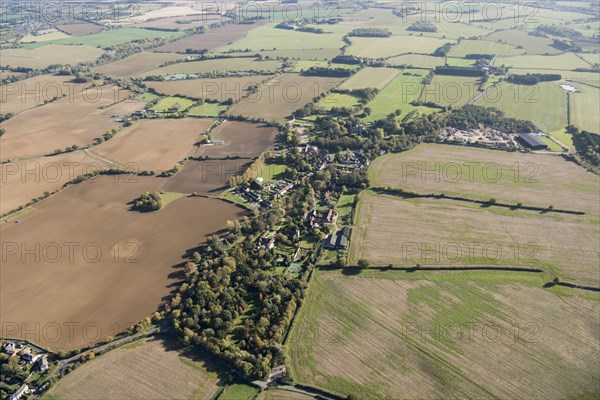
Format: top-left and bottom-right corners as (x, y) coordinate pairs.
(516, 133), (548, 150)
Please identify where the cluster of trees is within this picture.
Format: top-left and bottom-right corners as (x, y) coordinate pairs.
(434, 66), (486, 77)
(465, 53), (493, 60)
(348, 28), (391, 37)
(433, 42), (453, 56)
(134, 192), (163, 211)
(301, 67), (355, 77)
(506, 73), (562, 85)
(445, 105), (536, 133)
(170, 183), (313, 379)
(536, 25), (581, 37)
(407, 21), (437, 32)
(550, 39), (581, 52)
(566, 125), (599, 167)
(331, 55), (362, 65)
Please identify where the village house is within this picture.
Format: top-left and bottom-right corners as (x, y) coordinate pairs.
(323, 226), (350, 250)
(9, 384), (29, 400)
(2, 341), (16, 354)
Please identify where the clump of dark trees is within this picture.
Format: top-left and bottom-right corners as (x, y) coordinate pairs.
(506, 73), (561, 85)
(134, 192), (163, 211)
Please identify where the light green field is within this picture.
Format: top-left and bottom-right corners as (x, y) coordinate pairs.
(258, 162), (287, 182)
(151, 96), (195, 112)
(187, 102), (228, 117)
(21, 31), (71, 43)
(363, 70), (432, 121)
(0, 44), (104, 69)
(387, 54), (445, 68)
(142, 58), (281, 77)
(484, 30), (560, 54)
(422, 75), (481, 107)
(258, 48), (341, 61)
(570, 85), (600, 134)
(347, 36), (454, 58)
(335, 194), (355, 225)
(539, 136), (563, 152)
(577, 53), (600, 66)
(289, 268), (600, 400)
(448, 39), (525, 57)
(445, 57), (476, 67)
(137, 92), (160, 102)
(219, 383), (260, 400)
(291, 60), (329, 72)
(497, 53), (590, 70)
(338, 67), (401, 90)
(549, 128), (575, 150)
(24, 28), (183, 49)
(430, 21), (493, 39)
(219, 24), (346, 54)
(474, 82), (568, 132)
(318, 93), (360, 110)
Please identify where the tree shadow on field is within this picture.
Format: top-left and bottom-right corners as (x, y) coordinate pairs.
(145, 333), (233, 387)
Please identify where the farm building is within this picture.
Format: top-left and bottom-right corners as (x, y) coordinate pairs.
(323, 226), (350, 250)
(9, 384), (29, 400)
(517, 133), (548, 150)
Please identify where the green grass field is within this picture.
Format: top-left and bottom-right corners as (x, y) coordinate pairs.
(338, 67), (401, 90)
(445, 57), (476, 67)
(151, 96), (196, 112)
(347, 36), (454, 58)
(24, 28), (183, 49)
(219, 383), (260, 400)
(187, 103), (228, 117)
(363, 70), (432, 121)
(474, 82), (568, 132)
(137, 92), (160, 102)
(570, 85), (600, 134)
(484, 30), (561, 54)
(258, 162), (287, 182)
(335, 194), (355, 225)
(387, 54), (445, 68)
(291, 60), (330, 72)
(448, 39), (524, 57)
(496, 53), (590, 70)
(318, 93), (360, 110)
(422, 75), (481, 107)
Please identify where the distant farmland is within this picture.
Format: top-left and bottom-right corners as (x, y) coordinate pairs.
(346, 36), (453, 58)
(141, 58), (281, 77)
(421, 75), (481, 107)
(570, 85), (600, 134)
(92, 52), (183, 78)
(0, 86), (143, 160)
(200, 121), (279, 158)
(91, 118), (215, 171)
(227, 74), (345, 123)
(146, 75), (274, 101)
(0, 44), (104, 69)
(0, 176), (248, 350)
(448, 39), (524, 57)
(338, 67), (401, 90)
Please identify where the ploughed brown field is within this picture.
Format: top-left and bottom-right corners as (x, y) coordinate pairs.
(153, 21), (266, 53)
(91, 118), (215, 171)
(0, 175), (248, 351)
(92, 52), (184, 78)
(0, 151), (111, 215)
(56, 19), (104, 36)
(145, 75), (274, 102)
(198, 121), (278, 158)
(161, 158), (253, 195)
(227, 74), (345, 123)
(1, 75), (103, 115)
(0, 86), (144, 160)
(48, 336), (221, 400)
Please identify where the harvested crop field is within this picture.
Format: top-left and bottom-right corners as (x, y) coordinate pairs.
(288, 269), (600, 399)
(227, 74), (345, 123)
(258, 389), (315, 400)
(0, 44), (104, 69)
(135, 15), (225, 30)
(142, 58), (281, 77)
(93, 52), (184, 78)
(146, 75), (274, 101)
(387, 54), (445, 68)
(338, 67), (401, 90)
(369, 144), (600, 214)
(154, 22), (265, 53)
(91, 118), (215, 171)
(161, 158), (253, 195)
(198, 121), (278, 158)
(0, 86), (143, 160)
(496, 53), (590, 70)
(24, 29), (184, 49)
(484, 30), (560, 54)
(0, 175), (248, 350)
(56, 19), (104, 36)
(47, 336), (222, 400)
(346, 36), (453, 58)
(1, 74), (99, 115)
(448, 39), (524, 57)
(0, 151), (111, 215)
(350, 191), (599, 284)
